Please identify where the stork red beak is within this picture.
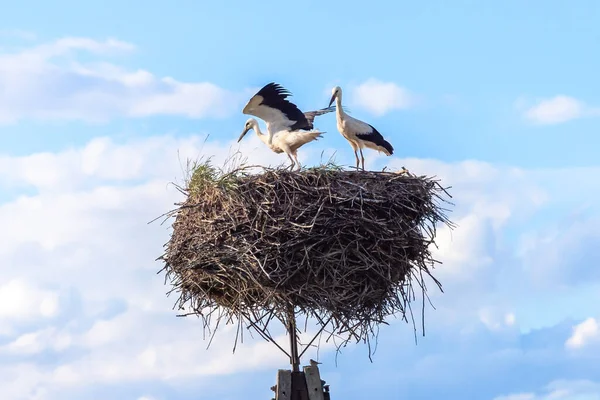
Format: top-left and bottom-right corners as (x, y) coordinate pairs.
(328, 93), (336, 108)
(238, 127), (250, 142)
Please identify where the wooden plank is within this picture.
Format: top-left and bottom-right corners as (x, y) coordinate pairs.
(291, 371), (310, 400)
(303, 365), (325, 400)
(276, 369), (292, 400)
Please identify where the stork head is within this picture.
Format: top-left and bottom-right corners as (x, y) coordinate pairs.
(238, 118), (257, 142)
(328, 86), (342, 108)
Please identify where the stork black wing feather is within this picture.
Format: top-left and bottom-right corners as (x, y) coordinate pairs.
(356, 124), (394, 155)
(253, 82), (311, 130)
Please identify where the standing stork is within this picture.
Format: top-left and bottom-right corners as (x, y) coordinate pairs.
(243, 82), (334, 145)
(238, 118), (323, 171)
(328, 86), (394, 170)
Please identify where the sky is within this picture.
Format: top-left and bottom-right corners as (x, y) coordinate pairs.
(0, 1), (599, 399)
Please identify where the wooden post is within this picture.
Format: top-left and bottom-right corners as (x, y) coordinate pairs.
(273, 363), (330, 400)
(275, 369), (292, 400)
(303, 364), (325, 400)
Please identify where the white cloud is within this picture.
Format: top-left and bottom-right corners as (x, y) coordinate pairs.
(0, 36), (248, 123)
(0, 133), (300, 193)
(0, 280), (59, 320)
(505, 313), (516, 326)
(46, 311), (307, 386)
(431, 213), (496, 279)
(518, 213), (600, 289)
(1, 327), (71, 355)
(566, 317), (599, 349)
(0, 130), (599, 399)
(348, 78), (417, 116)
(520, 95), (600, 125)
(494, 379), (600, 400)
(478, 308), (518, 332)
(524, 96), (584, 124)
(494, 394), (535, 400)
(0, 133), (339, 399)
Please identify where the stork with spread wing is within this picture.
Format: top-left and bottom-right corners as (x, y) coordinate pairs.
(242, 82), (333, 145)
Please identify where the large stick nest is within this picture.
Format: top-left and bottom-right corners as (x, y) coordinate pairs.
(158, 161), (454, 353)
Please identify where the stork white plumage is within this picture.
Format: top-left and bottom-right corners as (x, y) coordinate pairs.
(242, 82), (333, 145)
(328, 86), (395, 170)
(238, 118), (323, 171)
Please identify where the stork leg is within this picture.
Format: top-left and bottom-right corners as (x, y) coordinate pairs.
(353, 149), (360, 170)
(292, 153), (301, 171)
(286, 153), (296, 170)
(349, 141), (360, 171)
(359, 148), (365, 171)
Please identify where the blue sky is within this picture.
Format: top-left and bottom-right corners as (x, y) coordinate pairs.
(0, 1), (599, 400)
(2, 0), (600, 165)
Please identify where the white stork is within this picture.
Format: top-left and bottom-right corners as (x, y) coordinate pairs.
(237, 118), (323, 171)
(242, 82), (333, 145)
(328, 86), (394, 170)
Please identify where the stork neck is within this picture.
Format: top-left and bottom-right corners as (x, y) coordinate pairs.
(254, 124), (271, 146)
(335, 95), (346, 118)
(254, 124), (262, 136)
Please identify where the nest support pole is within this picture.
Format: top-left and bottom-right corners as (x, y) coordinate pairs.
(287, 304), (300, 372)
(286, 304), (310, 400)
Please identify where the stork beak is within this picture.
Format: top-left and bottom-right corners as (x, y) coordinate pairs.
(328, 93), (336, 108)
(238, 127), (250, 142)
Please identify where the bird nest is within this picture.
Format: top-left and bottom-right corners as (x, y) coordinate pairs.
(157, 161), (454, 355)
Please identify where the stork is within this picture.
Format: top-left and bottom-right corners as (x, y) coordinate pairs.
(242, 82), (333, 145)
(328, 86), (394, 170)
(238, 118), (323, 171)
